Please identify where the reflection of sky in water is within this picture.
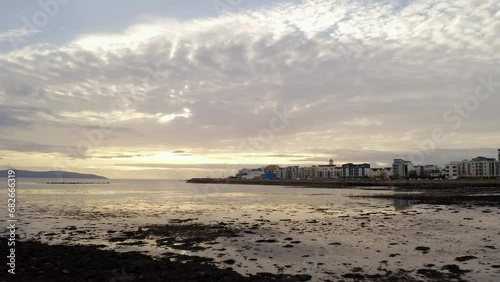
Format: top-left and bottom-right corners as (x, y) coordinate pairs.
(1, 179), (498, 280)
(2, 179), (397, 217)
(393, 199), (414, 211)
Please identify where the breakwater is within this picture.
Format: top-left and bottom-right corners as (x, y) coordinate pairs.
(186, 178), (500, 190)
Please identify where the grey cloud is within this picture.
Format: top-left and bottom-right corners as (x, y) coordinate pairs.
(0, 105), (61, 128)
(92, 154), (150, 159)
(0, 0), (499, 166)
(0, 137), (75, 157)
(113, 163), (265, 170)
(265, 154), (301, 158)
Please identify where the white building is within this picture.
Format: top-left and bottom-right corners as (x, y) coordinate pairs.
(280, 167), (288, 179)
(281, 166), (300, 179)
(414, 165), (440, 177)
(468, 157), (499, 177)
(392, 159), (414, 178)
(335, 167), (344, 178)
(445, 160), (469, 179)
(298, 167), (304, 179)
(383, 167), (393, 177)
(303, 166), (317, 179)
(342, 163), (370, 178)
(445, 155), (499, 179)
(316, 159), (337, 179)
(236, 168), (264, 180)
(445, 163), (460, 179)
(369, 168), (384, 178)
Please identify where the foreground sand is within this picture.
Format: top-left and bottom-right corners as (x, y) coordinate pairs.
(3, 184), (500, 281)
(1, 237), (312, 282)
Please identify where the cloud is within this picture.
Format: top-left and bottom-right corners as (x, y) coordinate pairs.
(113, 163), (264, 170)
(0, 137), (75, 157)
(0, 28), (39, 43)
(92, 153), (150, 159)
(1, 0), (499, 176)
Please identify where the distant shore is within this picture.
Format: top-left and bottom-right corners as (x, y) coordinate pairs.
(186, 178), (500, 189)
(36, 181), (111, 185)
(188, 178), (500, 207)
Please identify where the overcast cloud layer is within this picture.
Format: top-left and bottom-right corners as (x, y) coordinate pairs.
(1, 0), (499, 179)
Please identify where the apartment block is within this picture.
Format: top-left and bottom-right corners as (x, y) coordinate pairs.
(342, 163), (370, 178)
(392, 159), (414, 178)
(317, 159), (337, 179)
(468, 157), (499, 177)
(445, 153), (500, 178)
(303, 166), (318, 179)
(281, 166), (300, 179)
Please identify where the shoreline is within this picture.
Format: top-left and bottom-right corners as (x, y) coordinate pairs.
(186, 178), (500, 189)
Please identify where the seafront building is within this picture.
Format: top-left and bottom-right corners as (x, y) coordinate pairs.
(383, 167), (393, 177)
(392, 159), (414, 178)
(342, 163), (371, 177)
(235, 160), (401, 180)
(264, 165), (281, 178)
(298, 167), (304, 179)
(281, 166), (301, 179)
(303, 166), (318, 179)
(232, 150), (499, 180)
(235, 168), (264, 180)
(369, 168), (384, 178)
(303, 160), (368, 179)
(317, 159), (338, 178)
(335, 167), (344, 178)
(445, 155), (500, 179)
(469, 157), (499, 177)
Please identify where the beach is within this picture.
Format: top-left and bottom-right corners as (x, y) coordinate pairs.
(1, 179), (499, 281)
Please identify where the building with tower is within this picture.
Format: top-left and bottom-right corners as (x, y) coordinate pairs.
(317, 159), (338, 178)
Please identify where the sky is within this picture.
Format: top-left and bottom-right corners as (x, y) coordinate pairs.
(0, 0), (499, 179)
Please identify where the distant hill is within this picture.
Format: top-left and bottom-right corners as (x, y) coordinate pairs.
(0, 170), (108, 179)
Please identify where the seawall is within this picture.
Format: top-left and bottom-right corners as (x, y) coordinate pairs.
(186, 178), (500, 190)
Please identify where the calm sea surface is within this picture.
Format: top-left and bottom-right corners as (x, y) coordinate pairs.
(1, 178), (499, 281)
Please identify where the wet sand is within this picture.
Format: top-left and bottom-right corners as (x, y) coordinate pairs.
(2, 180), (500, 281)
(354, 187), (500, 207)
(2, 223), (471, 282)
(1, 237), (311, 282)
(13, 202), (500, 281)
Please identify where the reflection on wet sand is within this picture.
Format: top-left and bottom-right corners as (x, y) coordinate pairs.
(393, 198), (415, 211)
